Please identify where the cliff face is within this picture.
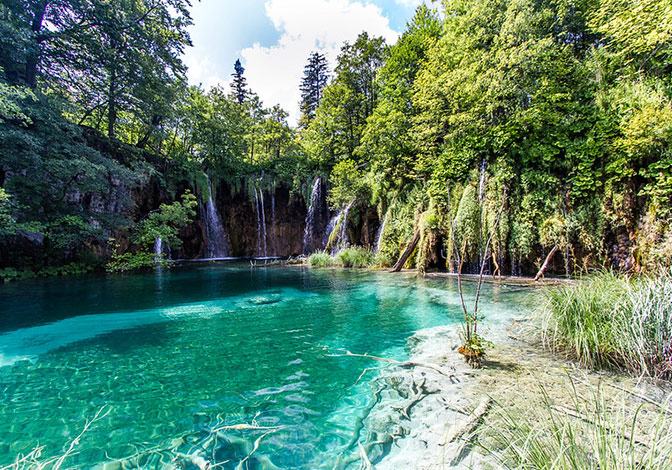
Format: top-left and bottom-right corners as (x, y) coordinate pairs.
(173, 180), (309, 259)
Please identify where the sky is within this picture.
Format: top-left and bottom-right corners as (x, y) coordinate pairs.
(183, 0), (428, 124)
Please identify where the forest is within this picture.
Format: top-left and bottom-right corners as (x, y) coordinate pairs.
(1, 0), (671, 280)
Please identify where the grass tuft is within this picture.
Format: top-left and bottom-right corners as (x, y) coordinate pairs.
(333, 247), (374, 268)
(308, 251), (333, 267)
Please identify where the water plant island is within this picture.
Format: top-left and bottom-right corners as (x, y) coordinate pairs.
(1, 0), (671, 469)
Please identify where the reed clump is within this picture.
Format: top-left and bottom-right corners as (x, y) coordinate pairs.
(542, 270), (672, 378)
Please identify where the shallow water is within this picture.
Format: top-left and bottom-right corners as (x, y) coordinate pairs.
(0, 264), (534, 469)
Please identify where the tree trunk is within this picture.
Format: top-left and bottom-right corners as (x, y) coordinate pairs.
(535, 245), (559, 281)
(107, 68), (117, 139)
(25, 0), (48, 88)
(390, 229), (420, 273)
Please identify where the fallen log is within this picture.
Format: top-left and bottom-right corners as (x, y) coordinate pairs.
(390, 229), (421, 272)
(443, 397), (491, 444)
(535, 244), (559, 281)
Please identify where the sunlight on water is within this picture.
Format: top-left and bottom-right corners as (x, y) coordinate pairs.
(0, 264), (534, 469)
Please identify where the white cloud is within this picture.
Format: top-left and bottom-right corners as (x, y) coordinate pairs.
(241, 0), (399, 125)
(184, 55), (228, 91)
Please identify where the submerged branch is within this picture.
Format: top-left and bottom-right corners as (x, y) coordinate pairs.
(334, 350), (457, 379)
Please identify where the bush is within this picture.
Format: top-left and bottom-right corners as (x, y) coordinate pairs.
(106, 251), (172, 273)
(333, 247), (374, 268)
(542, 270), (672, 377)
(308, 251), (333, 267)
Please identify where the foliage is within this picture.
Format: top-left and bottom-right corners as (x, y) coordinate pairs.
(327, 159), (365, 210)
(0, 262), (95, 282)
(231, 59), (248, 105)
(106, 248), (171, 273)
(134, 192), (197, 249)
(106, 192), (197, 273)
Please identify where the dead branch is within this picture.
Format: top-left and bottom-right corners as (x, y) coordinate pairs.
(236, 430), (274, 470)
(357, 442), (372, 470)
(390, 229), (421, 272)
(335, 350), (456, 379)
(392, 378), (428, 420)
(535, 245), (559, 281)
(443, 397), (491, 445)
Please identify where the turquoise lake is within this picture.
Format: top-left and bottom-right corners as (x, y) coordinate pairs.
(0, 264), (533, 469)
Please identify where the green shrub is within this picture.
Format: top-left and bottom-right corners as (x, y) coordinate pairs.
(333, 247), (374, 268)
(106, 251), (172, 273)
(308, 251), (333, 267)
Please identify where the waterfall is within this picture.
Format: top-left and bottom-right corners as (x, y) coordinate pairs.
(153, 237), (163, 263)
(326, 201), (354, 254)
(203, 175), (231, 258)
(478, 158), (487, 202)
(254, 186), (262, 256)
(303, 178), (323, 254)
(375, 211), (389, 254)
(271, 185), (276, 256)
(260, 187), (268, 257)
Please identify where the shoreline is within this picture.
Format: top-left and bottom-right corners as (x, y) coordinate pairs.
(358, 320), (667, 469)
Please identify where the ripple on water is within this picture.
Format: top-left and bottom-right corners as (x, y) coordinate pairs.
(0, 265), (533, 469)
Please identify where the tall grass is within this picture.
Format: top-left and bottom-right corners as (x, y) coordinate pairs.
(307, 247), (375, 268)
(333, 247), (374, 268)
(481, 383), (672, 470)
(308, 251), (333, 267)
(542, 270), (672, 377)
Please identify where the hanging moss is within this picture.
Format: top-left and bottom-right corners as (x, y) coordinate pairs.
(454, 184), (481, 261)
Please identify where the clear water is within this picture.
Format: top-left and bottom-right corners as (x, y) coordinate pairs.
(0, 264), (533, 469)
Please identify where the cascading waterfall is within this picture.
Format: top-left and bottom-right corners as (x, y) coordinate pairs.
(326, 201), (354, 254)
(153, 237), (163, 263)
(270, 184), (276, 256)
(254, 186), (262, 256)
(303, 178), (323, 254)
(375, 211), (389, 254)
(260, 186), (268, 257)
(203, 175), (231, 259)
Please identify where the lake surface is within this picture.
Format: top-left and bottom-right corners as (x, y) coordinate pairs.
(0, 264), (533, 469)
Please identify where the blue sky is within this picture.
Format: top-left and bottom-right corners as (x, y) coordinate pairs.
(183, 0), (429, 123)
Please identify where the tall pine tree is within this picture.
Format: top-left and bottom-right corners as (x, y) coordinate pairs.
(299, 52), (329, 128)
(231, 59), (247, 104)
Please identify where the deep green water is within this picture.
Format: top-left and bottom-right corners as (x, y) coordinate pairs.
(0, 264), (533, 469)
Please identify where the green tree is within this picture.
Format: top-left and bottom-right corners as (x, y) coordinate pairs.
(299, 51), (329, 128)
(231, 59), (248, 105)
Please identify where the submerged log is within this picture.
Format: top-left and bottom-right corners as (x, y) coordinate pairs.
(390, 229), (421, 273)
(535, 244), (559, 281)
